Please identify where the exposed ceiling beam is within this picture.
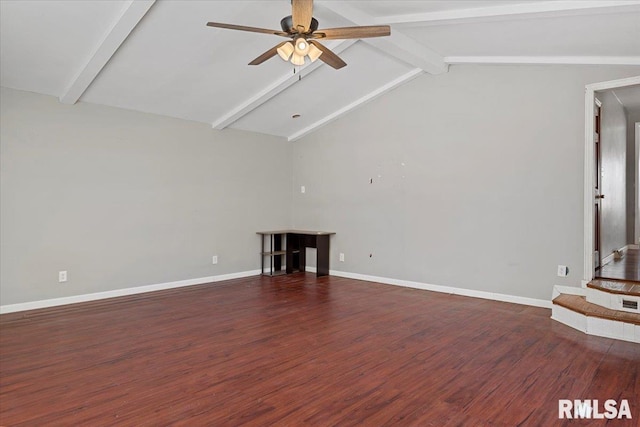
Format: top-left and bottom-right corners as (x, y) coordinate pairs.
(318, 2), (447, 75)
(445, 56), (640, 66)
(211, 40), (356, 130)
(288, 68), (423, 142)
(378, 1), (640, 26)
(59, 0), (155, 105)
(366, 33), (448, 75)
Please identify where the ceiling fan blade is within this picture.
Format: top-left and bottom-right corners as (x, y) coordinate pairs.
(309, 40), (346, 69)
(206, 22), (289, 37)
(249, 42), (288, 65)
(312, 25), (391, 40)
(292, 0), (313, 33)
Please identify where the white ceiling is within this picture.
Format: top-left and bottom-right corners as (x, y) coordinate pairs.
(2, 0), (640, 140)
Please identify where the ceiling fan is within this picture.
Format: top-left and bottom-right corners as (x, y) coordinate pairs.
(206, 0), (390, 70)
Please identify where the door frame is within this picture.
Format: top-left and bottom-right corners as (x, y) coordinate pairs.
(583, 75), (640, 286)
(593, 97), (602, 272)
(636, 122), (640, 247)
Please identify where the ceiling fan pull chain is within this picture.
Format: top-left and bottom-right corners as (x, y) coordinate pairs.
(292, 65), (302, 81)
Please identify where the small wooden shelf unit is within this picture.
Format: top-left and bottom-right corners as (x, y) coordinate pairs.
(257, 230), (335, 277)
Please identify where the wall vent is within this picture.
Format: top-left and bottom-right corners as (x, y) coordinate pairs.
(622, 299), (638, 310)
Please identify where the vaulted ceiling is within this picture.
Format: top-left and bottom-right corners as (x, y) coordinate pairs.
(2, 1), (640, 140)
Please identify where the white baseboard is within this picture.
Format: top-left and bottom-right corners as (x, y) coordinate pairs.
(1, 267), (554, 314)
(0, 269), (261, 314)
(602, 252), (615, 266)
(603, 244), (634, 265)
(324, 268), (552, 309)
(553, 285), (587, 300)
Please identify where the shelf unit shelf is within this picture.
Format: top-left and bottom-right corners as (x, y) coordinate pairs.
(257, 231), (292, 276)
(261, 250), (287, 256)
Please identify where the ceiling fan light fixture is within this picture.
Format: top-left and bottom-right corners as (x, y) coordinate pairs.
(307, 43), (322, 62)
(207, 0), (392, 70)
(291, 53), (305, 66)
(294, 37), (310, 56)
(277, 42), (294, 60)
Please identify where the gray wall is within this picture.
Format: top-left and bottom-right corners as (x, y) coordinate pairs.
(598, 90), (628, 257)
(1, 87), (291, 305)
(292, 65), (640, 301)
(3, 66), (640, 307)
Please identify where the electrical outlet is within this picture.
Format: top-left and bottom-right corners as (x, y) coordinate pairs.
(58, 271), (67, 283)
(557, 265), (568, 277)
(212, 255), (218, 265)
(339, 253), (345, 262)
(301, 186), (306, 194)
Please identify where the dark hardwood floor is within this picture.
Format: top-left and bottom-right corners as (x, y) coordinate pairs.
(1, 274), (639, 426)
(597, 248), (640, 282)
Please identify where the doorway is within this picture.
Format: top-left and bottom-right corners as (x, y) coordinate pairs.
(584, 76), (640, 285)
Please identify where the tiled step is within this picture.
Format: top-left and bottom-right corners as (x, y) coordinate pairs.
(552, 294), (640, 343)
(586, 279), (640, 313)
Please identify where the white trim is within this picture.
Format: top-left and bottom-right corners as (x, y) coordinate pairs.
(636, 122), (640, 246)
(378, 1), (640, 26)
(551, 304), (588, 333)
(0, 269), (261, 314)
(211, 40), (356, 130)
(59, 0), (155, 104)
(327, 269), (552, 308)
(602, 251), (615, 266)
(587, 286), (640, 314)
(587, 316), (639, 343)
(585, 87), (597, 281)
(288, 68), (423, 141)
(584, 76), (640, 285)
(444, 56), (640, 66)
(586, 76), (640, 92)
(552, 302), (640, 343)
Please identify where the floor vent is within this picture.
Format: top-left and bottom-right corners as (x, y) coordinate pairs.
(622, 299), (638, 310)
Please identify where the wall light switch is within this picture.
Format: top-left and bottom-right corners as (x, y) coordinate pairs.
(301, 186), (306, 194)
(557, 265), (568, 277)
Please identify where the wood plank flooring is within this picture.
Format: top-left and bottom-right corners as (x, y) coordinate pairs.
(597, 248), (640, 282)
(1, 274), (639, 426)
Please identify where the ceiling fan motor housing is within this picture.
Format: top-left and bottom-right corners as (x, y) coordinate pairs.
(280, 15), (319, 34)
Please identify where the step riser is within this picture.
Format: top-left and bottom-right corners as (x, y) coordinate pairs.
(552, 305), (640, 343)
(587, 288), (640, 314)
